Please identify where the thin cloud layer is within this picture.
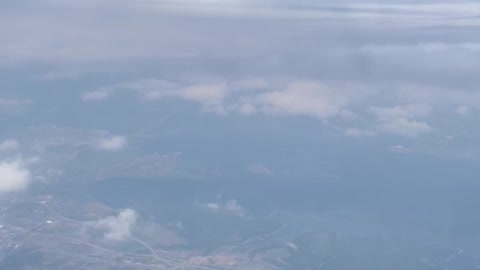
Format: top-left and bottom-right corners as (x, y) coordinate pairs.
(344, 128), (376, 138)
(3, 0), (480, 174)
(0, 140), (20, 151)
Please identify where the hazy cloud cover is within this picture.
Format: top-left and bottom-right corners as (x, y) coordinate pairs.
(0, 140), (20, 152)
(2, 0), (480, 189)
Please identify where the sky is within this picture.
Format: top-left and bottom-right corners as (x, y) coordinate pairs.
(1, 0), (480, 204)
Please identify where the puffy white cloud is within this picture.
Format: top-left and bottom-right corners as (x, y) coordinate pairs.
(89, 79), (228, 114)
(177, 82), (228, 114)
(206, 202), (220, 210)
(370, 104), (433, 137)
(178, 82), (227, 104)
(0, 160), (31, 193)
(89, 209), (138, 242)
(204, 199), (246, 217)
(0, 140), (20, 151)
(230, 102), (257, 115)
(377, 118), (432, 137)
(223, 200), (245, 217)
(236, 81), (371, 120)
(96, 136), (128, 151)
(255, 82), (345, 119)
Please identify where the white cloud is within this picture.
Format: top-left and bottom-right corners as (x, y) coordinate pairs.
(237, 81), (371, 120)
(388, 145), (412, 153)
(0, 99), (32, 109)
(81, 89), (111, 101)
(456, 105), (470, 116)
(178, 82), (227, 104)
(0, 161), (31, 193)
(96, 136), (128, 151)
(256, 82), (344, 119)
(177, 82), (228, 114)
(0, 140), (20, 151)
(247, 163), (273, 176)
(223, 200), (245, 216)
(370, 104), (432, 120)
(204, 199), (246, 217)
(123, 79), (228, 114)
(89, 209), (138, 242)
(377, 117), (432, 137)
(344, 128), (376, 138)
(206, 202), (220, 210)
(370, 104), (433, 137)
(230, 102), (257, 115)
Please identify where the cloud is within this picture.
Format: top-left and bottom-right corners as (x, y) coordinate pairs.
(132, 1), (480, 22)
(377, 118), (432, 137)
(106, 79), (177, 101)
(255, 82), (345, 119)
(233, 81), (371, 120)
(370, 104), (432, 120)
(81, 89), (111, 101)
(223, 200), (245, 216)
(89, 209), (138, 242)
(204, 200), (246, 217)
(178, 82), (227, 103)
(0, 140), (20, 151)
(370, 104), (433, 137)
(0, 99), (32, 109)
(388, 145), (412, 153)
(0, 160), (31, 193)
(96, 136), (128, 151)
(129, 79), (228, 109)
(456, 105), (470, 116)
(247, 163), (273, 176)
(5, 0), (480, 145)
(87, 79), (228, 113)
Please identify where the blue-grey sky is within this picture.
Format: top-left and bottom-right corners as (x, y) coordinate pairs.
(1, 0), (480, 198)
